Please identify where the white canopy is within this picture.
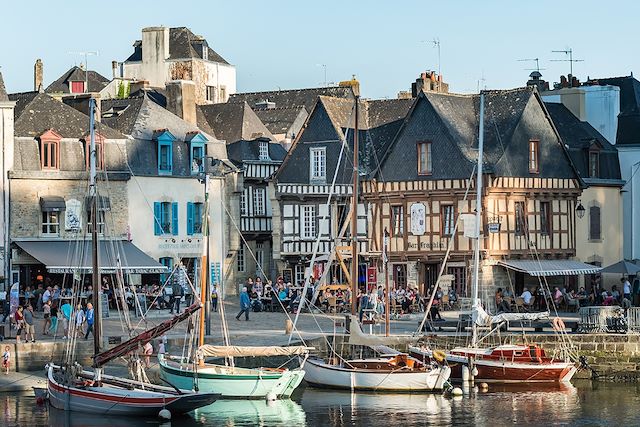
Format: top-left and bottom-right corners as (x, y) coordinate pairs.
(198, 345), (313, 358)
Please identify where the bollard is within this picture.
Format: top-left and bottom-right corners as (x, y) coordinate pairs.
(285, 319), (293, 335)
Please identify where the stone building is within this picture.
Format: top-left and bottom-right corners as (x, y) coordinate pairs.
(120, 26), (236, 105)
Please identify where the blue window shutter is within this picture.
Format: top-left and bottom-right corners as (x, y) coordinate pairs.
(187, 202), (194, 235)
(153, 202), (162, 235)
(172, 202), (179, 235)
(168, 143), (173, 173)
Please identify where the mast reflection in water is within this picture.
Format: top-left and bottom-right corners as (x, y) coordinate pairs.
(3, 381), (640, 426)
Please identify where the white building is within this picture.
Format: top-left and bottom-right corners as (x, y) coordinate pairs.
(120, 26), (236, 105)
(0, 73), (15, 286)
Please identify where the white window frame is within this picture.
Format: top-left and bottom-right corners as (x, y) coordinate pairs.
(295, 264), (306, 286)
(310, 147), (326, 182)
(240, 192), (247, 216)
(256, 242), (264, 272)
(42, 211), (60, 236)
(302, 205), (316, 239)
(259, 140), (270, 161)
(87, 209), (106, 235)
(237, 243), (246, 273)
(254, 188), (265, 216)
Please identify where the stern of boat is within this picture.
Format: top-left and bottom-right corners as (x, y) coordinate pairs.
(272, 369), (306, 398)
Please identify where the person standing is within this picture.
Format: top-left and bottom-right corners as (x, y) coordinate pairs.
(143, 341), (153, 368)
(74, 304), (85, 338)
(42, 300), (52, 335)
(235, 287), (251, 321)
(2, 346), (10, 374)
(14, 306), (24, 343)
(622, 277), (632, 303)
(170, 281), (183, 314)
(49, 303), (59, 336)
(84, 303), (95, 340)
(61, 302), (72, 339)
(211, 284), (219, 312)
(23, 305), (36, 343)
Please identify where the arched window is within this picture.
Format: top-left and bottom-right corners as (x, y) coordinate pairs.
(39, 129), (62, 170)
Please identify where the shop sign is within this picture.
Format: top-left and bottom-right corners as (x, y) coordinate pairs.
(65, 199), (82, 231)
(410, 203), (426, 236)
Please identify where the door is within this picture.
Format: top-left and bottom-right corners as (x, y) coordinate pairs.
(422, 263), (440, 296)
(393, 264), (407, 289)
(447, 266), (467, 297)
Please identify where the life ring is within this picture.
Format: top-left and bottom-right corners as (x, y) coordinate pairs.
(433, 350), (447, 363)
(552, 317), (566, 332)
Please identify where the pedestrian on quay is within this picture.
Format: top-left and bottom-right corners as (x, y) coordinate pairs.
(235, 287), (251, 321)
(622, 277), (632, 302)
(49, 303), (59, 336)
(42, 300), (52, 335)
(61, 302), (72, 339)
(23, 305), (36, 343)
(74, 304), (85, 338)
(84, 303), (95, 340)
(14, 306), (24, 344)
(2, 345), (10, 374)
(170, 281), (183, 314)
(143, 341), (153, 368)
(211, 284), (219, 312)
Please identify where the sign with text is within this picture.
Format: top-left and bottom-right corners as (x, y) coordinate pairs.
(461, 214), (478, 238)
(65, 199), (82, 231)
(210, 262), (221, 285)
(367, 267), (377, 284)
(410, 203), (426, 236)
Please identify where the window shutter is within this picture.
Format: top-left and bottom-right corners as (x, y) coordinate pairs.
(171, 202), (179, 235)
(153, 202), (162, 236)
(590, 206), (601, 240)
(187, 202), (194, 235)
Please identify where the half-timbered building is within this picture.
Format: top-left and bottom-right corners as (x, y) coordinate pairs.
(227, 137), (286, 281)
(365, 87), (595, 304)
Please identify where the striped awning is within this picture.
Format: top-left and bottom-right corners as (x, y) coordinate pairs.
(497, 259), (602, 276)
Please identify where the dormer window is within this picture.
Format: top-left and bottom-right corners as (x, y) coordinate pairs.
(310, 147), (326, 183)
(417, 142), (432, 175)
(84, 133), (105, 170)
(70, 81), (85, 94)
(589, 150), (600, 178)
(186, 132), (207, 175)
(39, 129), (62, 170)
(154, 129), (176, 175)
(259, 140), (270, 161)
(528, 140), (539, 174)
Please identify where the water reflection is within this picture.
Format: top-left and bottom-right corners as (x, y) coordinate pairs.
(195, 399), (305, 426)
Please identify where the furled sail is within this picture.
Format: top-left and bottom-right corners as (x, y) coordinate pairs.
(198, 345), (313, 358)
(473, 303), (549, 327)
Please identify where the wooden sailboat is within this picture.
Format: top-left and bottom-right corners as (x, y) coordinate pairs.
(409, 92), (577, 383)
(158, 166), (311, 399)
(46, 98), (219, 416)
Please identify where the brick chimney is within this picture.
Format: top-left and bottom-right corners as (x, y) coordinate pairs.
(34, 59), (43, 92)
(166, 80), (196, 125)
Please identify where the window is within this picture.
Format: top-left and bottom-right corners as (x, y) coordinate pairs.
(393, 264), (407, 288)
(240, 192), (247, 216)
(159, 143), (172, 173)
(71, 81), (85, 93)
(418, 142), (432, 175)
(391, 205), (404, 237)
(256, 242), (264, 272)
(40, 132), (61, 170)
(589, 151), (599, 178)
(310, 147), (326, 182)
(187, 202), (204, 235)
(191, 144), (205, 174)
(237, 243), (245, 272)
(85, 135), (104, 170)
(42, 211), (60, 235)
(529, 140), (539, 173)
(159, 257), (173, 284)
(254, 188), (265, 216)
(441, 205), (455, 236)
(153, 201), (178, 235)
(219, 86), (227, 102)
(515, 201), (527, 236)
(589, 206), (601, 240)
(302, 205), (316, 239)
(540, 201), (551, 235)
(87, 209), (106, 234)
(295, 264), (306, 286)
(206, 86), (216, 102)
(259, 140), (270, 161)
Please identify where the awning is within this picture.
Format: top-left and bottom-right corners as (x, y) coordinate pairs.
(14, 240), (167, 274)
(84, 196), (111, 211)
(39, 196), (66, 212)
(497, 259), (602, 276)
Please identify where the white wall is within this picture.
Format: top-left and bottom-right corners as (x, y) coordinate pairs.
(0, 100), (15, 284)
(617, 146), (640, 259)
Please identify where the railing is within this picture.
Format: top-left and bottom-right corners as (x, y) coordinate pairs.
(578, 306), (625, 333)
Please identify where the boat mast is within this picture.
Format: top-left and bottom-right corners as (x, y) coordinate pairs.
(384, 228), (390, 336)
(89, 97), (101, 356)
(199, 174), (210, 351)
(471, 92), (485, 348)
(350, 95), (359, 315)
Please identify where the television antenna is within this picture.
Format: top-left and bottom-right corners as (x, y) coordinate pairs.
(316, 64), (327, 87)
(420, 38), (441, 91)
(550, 48), (583, 76)
(68, 50), (99, 93)
(517, 58), (545, 72)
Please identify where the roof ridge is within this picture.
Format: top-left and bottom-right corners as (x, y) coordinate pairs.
(232, 86), (351, 96)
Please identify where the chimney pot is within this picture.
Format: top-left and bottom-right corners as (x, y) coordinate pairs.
(34, 59), (43, 92)
(166, 80), (197, 125)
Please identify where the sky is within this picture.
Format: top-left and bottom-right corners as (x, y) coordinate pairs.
(1, 1), (639, 99)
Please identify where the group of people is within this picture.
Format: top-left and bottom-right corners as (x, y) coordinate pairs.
(235, 276), (307, 320)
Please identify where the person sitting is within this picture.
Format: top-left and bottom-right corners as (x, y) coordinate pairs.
(502, 288), (513, 299)
(611, 285), (621, 303)
(553, 287), (563, 306)
(496, 294), (511, 313)
(520, 287), (533, 310)
(602, 291), (616, 306)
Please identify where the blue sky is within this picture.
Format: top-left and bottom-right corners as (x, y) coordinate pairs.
(1, 1), (638, 98)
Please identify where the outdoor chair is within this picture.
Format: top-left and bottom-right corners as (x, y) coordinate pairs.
(441, 294), (451, 311)
(327, 297), (338, 313)
(564, 293), (580, 312)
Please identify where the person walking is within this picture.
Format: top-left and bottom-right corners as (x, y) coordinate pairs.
(74, 304), (85, 338)
(211, 284), (219, 312)
(49, 303), (59, 336)
(170, 282), (183, 314)
(24, 305), (36, 343)
(14, 306), (24, 343)
(84, 303), (95, 340)
(61, 302), (72, 339)
(42, 300), (52, 335)
(143, 341), (153, 368)
(235, 287), (251, 321)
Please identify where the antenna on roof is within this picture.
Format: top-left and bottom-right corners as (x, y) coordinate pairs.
(316, 64), (327, 87)
(476, 71), (486, 93)
(420, 38), (441, 92)
(550, 48), (583, 76)
(68, 51), (99, 93)
(517, 58), (545, 72)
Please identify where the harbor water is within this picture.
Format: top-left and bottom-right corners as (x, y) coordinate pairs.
(0, 380), (636, 426)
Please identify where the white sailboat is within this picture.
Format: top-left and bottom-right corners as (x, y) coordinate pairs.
(46, 98), (219, 416)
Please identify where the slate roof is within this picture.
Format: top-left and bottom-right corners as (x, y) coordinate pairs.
(545, 102), (622, 182)
(594, 76), (640, 145)
(125, 27), (230, 65)
(44, 66), (110, 94)
(254, 106), (307, 135)
(0, 72), (9, 102)
(9, 92), (123, 139)
(229, 86), (355, 111)
(227, 137), (287, 167)
(197, 102), (274, 144)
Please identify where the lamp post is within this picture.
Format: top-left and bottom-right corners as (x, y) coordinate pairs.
(576, 200), (585, 219)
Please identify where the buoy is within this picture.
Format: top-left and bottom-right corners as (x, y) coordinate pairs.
(471, 367), (479, 377)
(158, 409), (171, 420)
(462, 365), (470, 382)
(480, 382), (489, 391)
(266, 392), (277, 402)
(451, 387), (463, 396)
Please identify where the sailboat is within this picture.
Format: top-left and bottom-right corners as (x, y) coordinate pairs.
(46, 98), (220, 416)
(291, 88), (451, 392)
(158, 169), (311, 399)
(408, 92), (577, 383)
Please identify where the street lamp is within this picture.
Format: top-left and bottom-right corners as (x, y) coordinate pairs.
(576, 200), (585, 219)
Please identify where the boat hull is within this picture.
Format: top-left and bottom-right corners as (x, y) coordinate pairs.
(303, 357), (451, 392)
(409, 347), (577, 383)
(47, 366), (218, 416)
(158, 354), (306, 399)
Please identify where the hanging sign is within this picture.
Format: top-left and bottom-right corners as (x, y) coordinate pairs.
(461, 214), (478, 238)
(367, 267), (377, 284)
(410, 203), (426, 236)
(313, 263), (324, 280)
(210, 262), (221, 285)
(65, 199), (82, 231)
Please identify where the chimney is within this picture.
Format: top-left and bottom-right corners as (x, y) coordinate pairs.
(166, 80), (197, 125)
(62, 93), (101, 123)
(141, 27), (170, 87)
(129, 80), (149, 94)
(111, 61), (119, 79)
(34, 59), (43, 92)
